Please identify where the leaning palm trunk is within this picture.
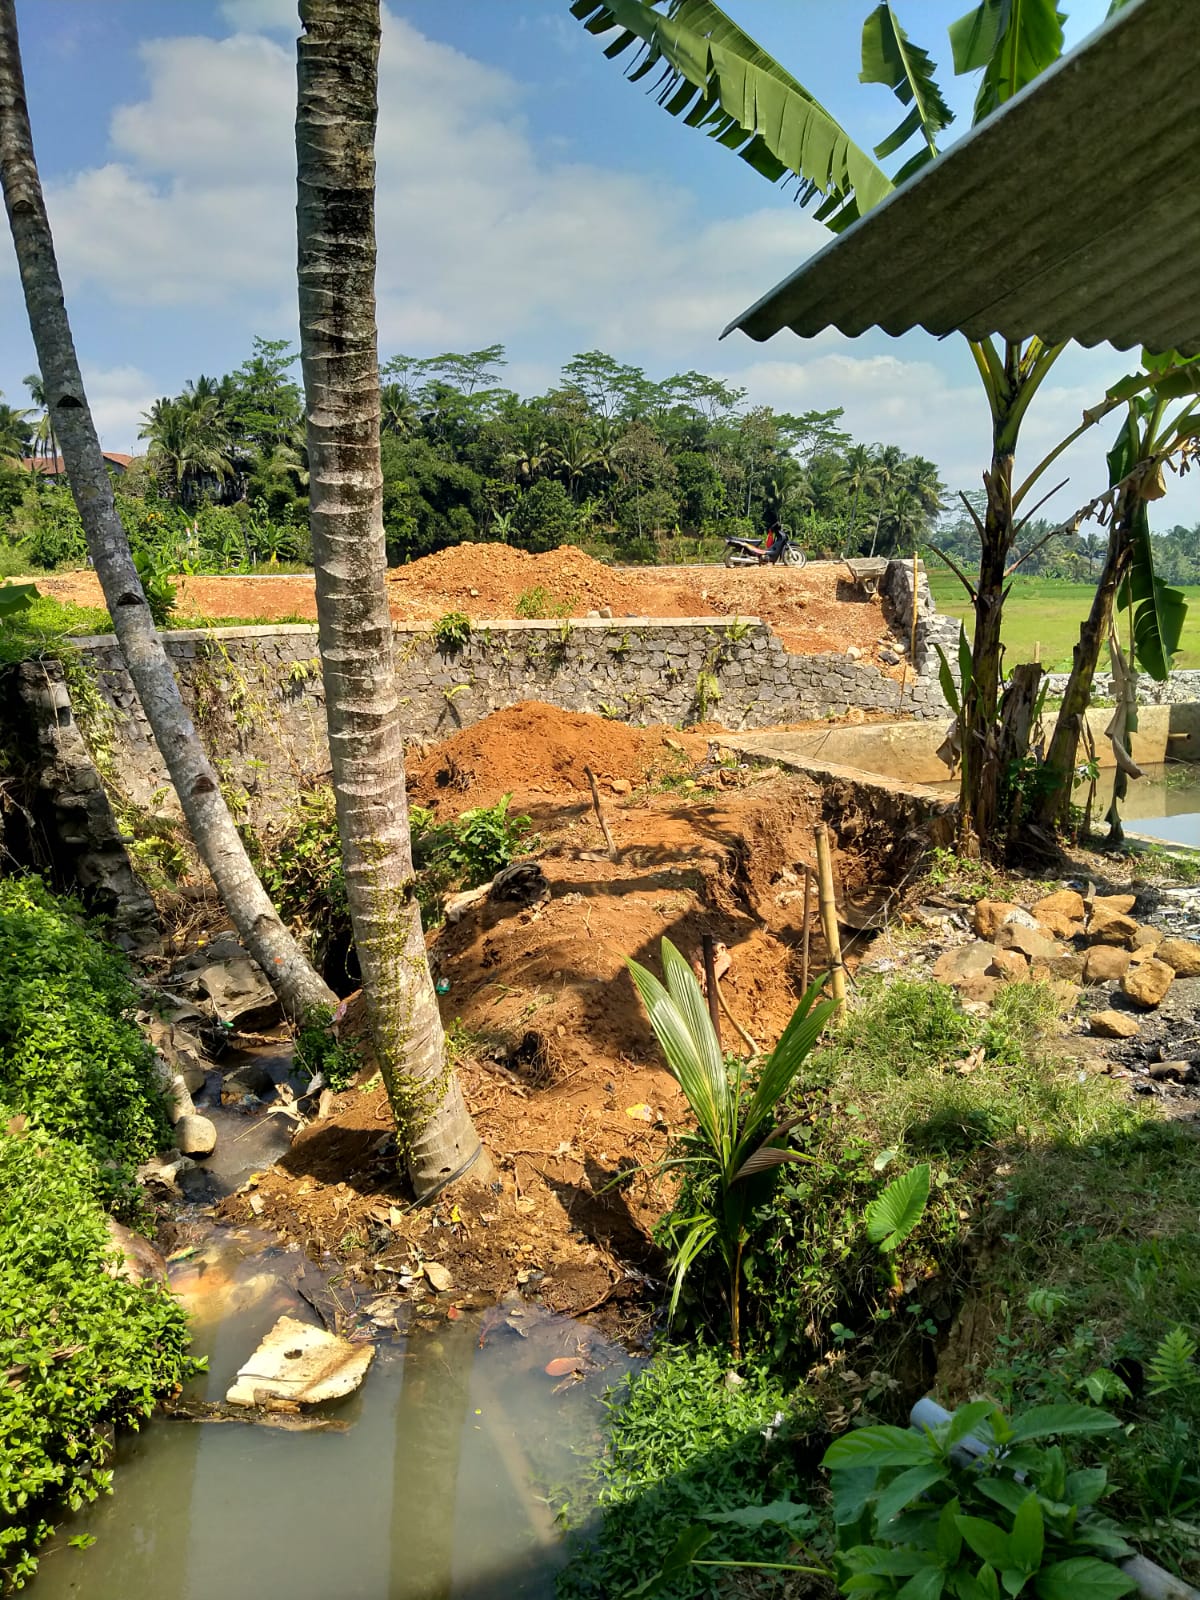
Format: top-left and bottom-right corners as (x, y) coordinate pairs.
(0, 0), (333, 1020)
(296, 0), (486, 1197)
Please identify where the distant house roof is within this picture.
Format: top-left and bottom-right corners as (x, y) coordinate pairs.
(21, 451), (134, 476)
(723, 0), (1198, 356)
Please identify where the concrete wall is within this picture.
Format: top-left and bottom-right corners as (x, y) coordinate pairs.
(71, 613), (948, 826)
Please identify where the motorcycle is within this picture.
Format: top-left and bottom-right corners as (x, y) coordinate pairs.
(723, 524), (807, 569)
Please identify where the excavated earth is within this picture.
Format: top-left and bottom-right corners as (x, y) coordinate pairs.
(42, 543), (900, 663)
(214, 702), (901, 1333)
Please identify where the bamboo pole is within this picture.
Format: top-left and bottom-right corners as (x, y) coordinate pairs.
(800, 866), (812, 994)
(814, 824), (846, 1019)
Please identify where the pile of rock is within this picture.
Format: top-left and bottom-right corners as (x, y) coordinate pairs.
(931, 887), (1200, 1032)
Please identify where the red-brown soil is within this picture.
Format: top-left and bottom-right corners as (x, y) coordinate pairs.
(43, 544), (898, 661)
(216, 719), (885, 1326)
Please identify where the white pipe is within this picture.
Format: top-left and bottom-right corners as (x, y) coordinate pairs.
(908, 1399), (1199, 1600)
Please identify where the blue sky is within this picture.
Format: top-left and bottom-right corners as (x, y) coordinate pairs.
(5, 0), (1191, 526)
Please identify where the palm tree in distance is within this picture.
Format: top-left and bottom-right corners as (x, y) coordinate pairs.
(138, 394), (232, 503)
(22, 370), (53, 463)
(833, 442), (881, 549)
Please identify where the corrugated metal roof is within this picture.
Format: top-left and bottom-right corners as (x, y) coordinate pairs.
(723, 0), (1199, 356)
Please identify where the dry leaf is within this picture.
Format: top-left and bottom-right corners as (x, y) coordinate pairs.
(423, 1260), (453, 1293)
(625, 1103), (654, 1123)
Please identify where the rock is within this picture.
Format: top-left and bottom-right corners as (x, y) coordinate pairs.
(1085, 906), (1140, 947)
(175, 1113), (218, 1157)
(104, 1216), (168, 1285)
(1034, 909), (1083, 940)
(1156, 937), (1200, 977)
(986, 949), (1029, 982)
(1132, 924), (1163, 950)
(994, 923), (1063, 963)
(958, 973), (1000, 1004)
(846, 646), (861, 659)
(1090, 1008), (1140, 1038)
(423, 1260), (454, 1292)
(195, 955), (282, 1032)
(1121, 957), (1175, 1010)
(932, 942), (996, 987)
(222, 1058), (276, 1104)
(154, 1058), (196, 1125)
(879, 649), (900, 665)
(146, 1019), (208, 1095)
(1082, 945), (1131, 984)
(972, 899), (1019, 939)
(609, 777), (632, 795)
(1094, 893), (1137, 916)
(599, 606), (613, 619)
(1042, 952), (1085, 983)
(226, 1315), (374, 1407)
(1033, 889), (1086, 923)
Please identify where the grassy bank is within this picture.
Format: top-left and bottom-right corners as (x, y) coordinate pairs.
(0, 878), (193, 1589)
(559, 959), (1200, 1597)
(927, 568), (1200, 671)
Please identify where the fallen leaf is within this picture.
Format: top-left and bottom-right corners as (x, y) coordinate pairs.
(545, 1356), (582, 1377)
(423, 1260), (453, 1292)
(625, 1103), (654, 1123)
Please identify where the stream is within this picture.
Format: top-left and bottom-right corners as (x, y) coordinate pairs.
(31, 1051), (635, 1600)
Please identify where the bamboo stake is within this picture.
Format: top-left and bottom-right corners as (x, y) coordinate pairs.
(800, 866), (812, 994)
(582, 764), (619, 861)
(814, 824), (846, 1019)
(701, 933), (722, 1037)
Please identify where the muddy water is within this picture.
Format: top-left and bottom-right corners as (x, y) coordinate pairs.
(33, 1229), (633, 1600)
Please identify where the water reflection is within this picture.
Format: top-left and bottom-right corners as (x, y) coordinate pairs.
(31, 1241), (631, 1600)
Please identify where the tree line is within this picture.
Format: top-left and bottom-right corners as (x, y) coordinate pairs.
(0, 340), (945, 572)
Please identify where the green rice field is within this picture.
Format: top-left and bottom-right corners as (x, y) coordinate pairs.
(926, 568), (1200, 671)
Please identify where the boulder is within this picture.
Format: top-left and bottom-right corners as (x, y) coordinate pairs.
(175, 1113), (218, 1157)
(1082, 945), (1131, 985)
(994, 923), (1064, 963)
(1093, 893), (1137, 916)
(987, 949), (1029, 982)
(1033, 889), (1086, 923)
(933, 942), (996, 987)
(1121, 958), (1175, 1010)
(1090, 1008), (1140, 1039)
(1131, 924), (1163, 951)
(104, 1216), (168, 1285)
(195, 956), (281, 1032)
(221, 1058), (276, 1105)
(146, 1019), (208, 1096)
(959, 973), (1000, 1004)
(1156, 937), (1200, 977)
(972, 900), (1019, 939)
(1042, 952), (1085, 983)
(226, 1315), (374, 1407)
(153, 1057), (196, 1126)
(1034, 909), (1083, 940)
(1086, 906), (1140, 947)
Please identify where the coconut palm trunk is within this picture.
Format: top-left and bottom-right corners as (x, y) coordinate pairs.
(0, 0), (334, 1020)
(295, 0), (487, 1197)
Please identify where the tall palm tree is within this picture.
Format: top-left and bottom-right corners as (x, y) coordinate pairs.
(0, 390), (32, 464)
(296, 0), (487, 1198)
(22, 370), (53, 463)
(138, 395), (233, 503)
(833, 442), (881, 547)
(0, 0), (334, 1020)
(867, 442), (903, 556)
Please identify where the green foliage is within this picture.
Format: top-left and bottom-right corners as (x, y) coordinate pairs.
(1146, 1328), (1199, 1398)
(866, 1163), (931, 1254)
(824, 1398), (1134, 1600)
(514, 585), (570, 619)
(132, 547), (177, 628)
(0, 877), (172, 1199)
(294, 1004), (361, 1093)
(0, 580), (35, 620)
(431, 611), (471, 652)
(0, 593), (112, 667)
(511, 477), (579, 552)
(630, 938), (834, 1352)
(558, 1346), (817, 1600)
(415, 793), (532, 887)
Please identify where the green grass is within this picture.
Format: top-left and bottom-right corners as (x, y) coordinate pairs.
(927, 568), (1200, 670)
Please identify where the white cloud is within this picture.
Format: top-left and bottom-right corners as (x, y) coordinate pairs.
(81, 364), (157, 455)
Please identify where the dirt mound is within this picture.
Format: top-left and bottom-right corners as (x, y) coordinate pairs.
(408, 700), (707, 807)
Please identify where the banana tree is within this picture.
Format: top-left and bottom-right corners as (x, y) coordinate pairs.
(1036, 359), (1200, 831)
(568, 0), (1115, 849)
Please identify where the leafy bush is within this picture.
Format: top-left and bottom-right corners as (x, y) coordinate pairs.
(0, 878), (172, 1194)
(294, 1003), (362, 1092)
(414, 793), (532, 886)
(825, 1400), (1134, 1600)
(558, 1346), (817, 1600)
(431, 610), (471, 651)
(514, 585), (570, 619)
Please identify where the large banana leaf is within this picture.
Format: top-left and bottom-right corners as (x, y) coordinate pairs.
(570, 0), (891, 223)
(860, 4), (954, 182)
(950, 0), (1066, 123)
(1108, 417), (1187, 682)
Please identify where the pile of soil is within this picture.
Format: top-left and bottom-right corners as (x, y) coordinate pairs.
(41, 546), (900, 662)
(408, 701), (707, 808)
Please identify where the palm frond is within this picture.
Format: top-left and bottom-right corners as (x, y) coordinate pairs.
(950, 0), (1066, 124)
(741, 977), (835, 1135)
(627, 947), (728, 1158)
(859, 3), (953, 181)
(570, 0), (890, 223)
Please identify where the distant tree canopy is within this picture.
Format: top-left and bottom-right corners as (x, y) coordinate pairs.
(1, 337), (951, 572)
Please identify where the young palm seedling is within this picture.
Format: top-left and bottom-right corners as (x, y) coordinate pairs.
(628, 937), (835, 1357)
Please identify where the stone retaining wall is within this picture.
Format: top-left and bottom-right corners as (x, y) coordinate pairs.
(70, 613), (948, 827)
(1043, 668), (1200, 706)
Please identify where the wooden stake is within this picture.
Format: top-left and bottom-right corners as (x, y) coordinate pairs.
(582, 765), (619, 861)
(800, 865), (812, 994)
(814, 824), (846, 1019)
(701, 933), (721, 1037)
